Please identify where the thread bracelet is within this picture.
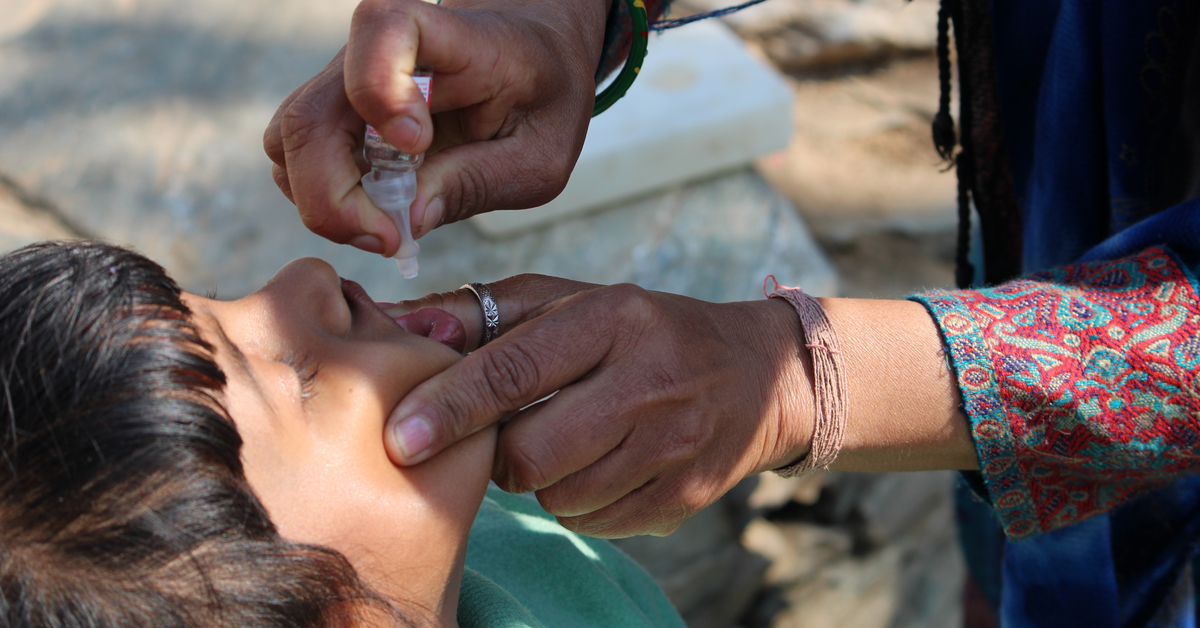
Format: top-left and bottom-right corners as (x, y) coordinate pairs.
(764, 275), (848, 476)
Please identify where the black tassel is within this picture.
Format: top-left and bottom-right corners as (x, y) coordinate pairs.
(932, 1), (956, 161)
(933, 0), (974, 288)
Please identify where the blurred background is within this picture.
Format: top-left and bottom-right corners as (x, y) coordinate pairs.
(0, 0), (964, 625)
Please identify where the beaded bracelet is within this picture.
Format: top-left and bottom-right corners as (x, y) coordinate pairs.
(593, 0), (649, 116)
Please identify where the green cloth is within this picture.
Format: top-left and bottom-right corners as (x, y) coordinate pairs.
(458, 487), (686, 628)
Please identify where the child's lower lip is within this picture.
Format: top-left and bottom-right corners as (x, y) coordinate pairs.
(391, 308), (467, 353)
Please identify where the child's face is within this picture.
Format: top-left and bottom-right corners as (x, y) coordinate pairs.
(183, 257), (495, 624)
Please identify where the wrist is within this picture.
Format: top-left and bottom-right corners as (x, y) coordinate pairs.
(750, 295), (976, 475)
(817, 298), (976, 472)
(742, 297), (816, 474)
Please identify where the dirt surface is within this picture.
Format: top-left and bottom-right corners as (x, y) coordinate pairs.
(823, 228), (956, 298)
(753, 52), (959, 299)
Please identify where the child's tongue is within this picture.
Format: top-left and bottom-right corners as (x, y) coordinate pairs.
(391, 308), (467, 354)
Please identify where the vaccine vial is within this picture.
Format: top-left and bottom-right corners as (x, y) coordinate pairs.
(361, 65), (432, 278)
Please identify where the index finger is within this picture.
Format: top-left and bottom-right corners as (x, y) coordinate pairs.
(383, 274), (598, 351)
(277, 56), (401, 251)
(383, 282), (613, 466)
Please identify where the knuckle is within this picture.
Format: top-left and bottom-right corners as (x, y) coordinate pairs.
(476, 342), (543, 407)
(538, 143), (578, 189)
(408, 290), (450, 311)
(347, 1), (420, 108)
(428, 389), (480, 446)
(501, 437), (559, 494)
(446, 165), (490, 222)
(533, 475), (592, 516)
(673, 484), (710, 518)
(505, 273), (549, 290)
(531, 482), (566, 514)
(655, 477), (707, 525)
(512, 144), (573, 206)
(278, 97), (327, 154)
(352, 0), (399, 24)
(557, 512), (613, 538)
(295, 200), (339, 237)
(605, 284), (658, 328)
(344, 72), (398, 114)
(636, 507), (687, 539)
(491, 467), (523, 494)
(263, 125), (285, 164)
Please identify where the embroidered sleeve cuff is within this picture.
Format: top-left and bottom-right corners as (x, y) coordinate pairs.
(910, 246), (1200, 539)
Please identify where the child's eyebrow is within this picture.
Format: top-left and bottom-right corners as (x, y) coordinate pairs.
(198, 307), (271, 408)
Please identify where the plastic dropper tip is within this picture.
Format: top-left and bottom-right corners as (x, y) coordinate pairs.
(396, 256), (419, 279)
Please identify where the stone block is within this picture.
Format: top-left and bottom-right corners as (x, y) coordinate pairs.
(0, 180), (78, 252)
(742, 518), (853, 586)
(746, 472), (828, 511)
(852, 471), (953, 546)
(407, 169), (838, 305)
(745, 470), (962, 628)
(696, 0), (939, 56)
(614, 499), (768, 624)
(768, 542), (903, 628)
(887, 491), (964, 628)
(680, 546), (770, 628)
(0, 0), (359, 291)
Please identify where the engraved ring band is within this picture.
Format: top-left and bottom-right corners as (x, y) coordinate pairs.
(461, 283), (500, 347)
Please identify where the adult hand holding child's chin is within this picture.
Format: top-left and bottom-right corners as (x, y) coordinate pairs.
(263, 0), (607, 257)
(382, 275), (818, 539)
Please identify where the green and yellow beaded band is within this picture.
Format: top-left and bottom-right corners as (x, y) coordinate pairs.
(592, 0), (649, 116)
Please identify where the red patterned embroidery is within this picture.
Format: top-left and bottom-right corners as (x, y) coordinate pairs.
(912, 247), (1200, 538)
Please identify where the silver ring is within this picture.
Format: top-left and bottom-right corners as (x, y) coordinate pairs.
(461, 283), (500, 346)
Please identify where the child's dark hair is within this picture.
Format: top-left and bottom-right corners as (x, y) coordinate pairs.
(0, 241), (395, 627)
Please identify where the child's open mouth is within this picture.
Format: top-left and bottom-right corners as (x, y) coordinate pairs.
(387, 306), (467, 354)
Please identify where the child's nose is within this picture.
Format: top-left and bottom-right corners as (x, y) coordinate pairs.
(263, 258), (351, 336)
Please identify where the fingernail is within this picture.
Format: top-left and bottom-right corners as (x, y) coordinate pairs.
(419, 197), (444, 234)
(390, 415), (432, 460)
(349, 234), (383, 254)
(383, 116), (422, 151)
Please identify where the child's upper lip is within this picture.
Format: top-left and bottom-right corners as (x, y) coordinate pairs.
(339, 278), (376, 312)
(341, 279), (466, 353)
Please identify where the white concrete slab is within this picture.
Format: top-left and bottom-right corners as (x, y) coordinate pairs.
(470, 19), (793, 238)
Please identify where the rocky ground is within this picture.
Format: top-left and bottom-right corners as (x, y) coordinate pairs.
(763, 52), (958, 300)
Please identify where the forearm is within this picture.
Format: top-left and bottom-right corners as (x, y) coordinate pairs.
(761, 297), (977, 474)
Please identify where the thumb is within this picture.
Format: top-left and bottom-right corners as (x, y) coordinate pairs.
(409, 132), (581, 237)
